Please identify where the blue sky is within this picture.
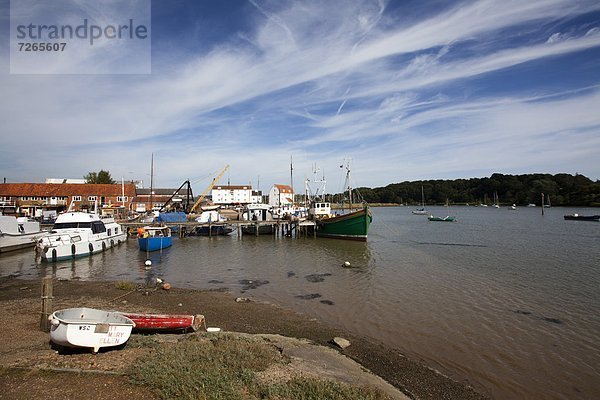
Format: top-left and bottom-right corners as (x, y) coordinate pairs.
(1, 0), (600, 194)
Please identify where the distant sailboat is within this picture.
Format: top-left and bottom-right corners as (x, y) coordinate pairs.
(493, 191), (500, 208)
(412, 186), (428, 215)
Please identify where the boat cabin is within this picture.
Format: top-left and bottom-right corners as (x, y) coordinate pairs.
(309, 202), (332, 219)
(242, 204), (273, 222)
(139, 226), (171, 238)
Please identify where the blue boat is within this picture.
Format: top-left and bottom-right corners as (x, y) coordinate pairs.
(137, 226), (172, 252)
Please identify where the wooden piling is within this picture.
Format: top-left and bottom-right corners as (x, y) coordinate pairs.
(541, 193), (545, 216)
(40, 276), (53, 332)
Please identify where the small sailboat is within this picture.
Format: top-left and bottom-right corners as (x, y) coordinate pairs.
(492, 191), (500, 208)
(412, 186), (428, 215)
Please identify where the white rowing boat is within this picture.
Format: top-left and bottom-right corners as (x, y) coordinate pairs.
(49, 307), (135, 353)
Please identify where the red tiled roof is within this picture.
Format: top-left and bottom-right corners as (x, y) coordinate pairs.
(273, 184), (293, 193)
(0, 183), (137, 197)
(213, 185), (252, 190)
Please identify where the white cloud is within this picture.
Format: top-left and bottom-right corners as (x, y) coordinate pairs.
(1, 0), (600, 189)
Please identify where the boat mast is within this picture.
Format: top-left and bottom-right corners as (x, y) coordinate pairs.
(340, 158), (353, 211)
(290, 155), (294, 204)
(149, 153), (154, 213)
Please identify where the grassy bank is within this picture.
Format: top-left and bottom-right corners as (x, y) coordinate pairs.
(129, 334), (389, 400)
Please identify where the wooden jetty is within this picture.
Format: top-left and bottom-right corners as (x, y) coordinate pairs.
(120, 219), (316, 239)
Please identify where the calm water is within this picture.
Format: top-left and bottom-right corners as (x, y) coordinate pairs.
(2, 206), (599, 399)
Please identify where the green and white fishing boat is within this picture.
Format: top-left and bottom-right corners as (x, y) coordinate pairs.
(306, 160), (372, 241)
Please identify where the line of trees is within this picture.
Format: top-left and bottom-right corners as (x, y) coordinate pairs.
(355, 173), (600, 207)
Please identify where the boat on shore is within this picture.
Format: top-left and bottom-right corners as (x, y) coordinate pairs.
(0, 215), (44, 253)
(49, 307), (135, 353)
(563, 214), (599, 221)
(120, 312), (204, 333)
(36, 205), (126, 262)
(137, 225), (172, 252)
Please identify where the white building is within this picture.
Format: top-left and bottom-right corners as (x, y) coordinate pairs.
(268, 184), (294, 206)
(211, 185), (254, 205)
(45, 178), (86, 184)
(251, 190), (263, 204)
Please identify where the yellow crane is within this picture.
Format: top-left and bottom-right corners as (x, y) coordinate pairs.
(189, 164), (230, 213)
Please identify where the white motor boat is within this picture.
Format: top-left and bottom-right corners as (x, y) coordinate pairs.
(49, 307), (135, 353)
(36, 209), (126, 262)
(0, 216), (44, 253)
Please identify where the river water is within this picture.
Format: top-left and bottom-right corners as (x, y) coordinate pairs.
(2, 206), (599, 399)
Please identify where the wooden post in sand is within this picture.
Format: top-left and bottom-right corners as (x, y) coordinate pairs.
(40, 276), (53, 332)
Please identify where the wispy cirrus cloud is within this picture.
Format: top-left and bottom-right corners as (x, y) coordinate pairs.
(1, 0), (599, 189)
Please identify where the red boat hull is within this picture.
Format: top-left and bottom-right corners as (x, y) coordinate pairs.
(121, 313), (204, 332)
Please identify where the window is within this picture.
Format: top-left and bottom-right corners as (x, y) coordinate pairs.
(73, 196), (82, 201)
(91, 221), (106, 234)
(117, 196), (128, 202)
(88, 196), (97, 201)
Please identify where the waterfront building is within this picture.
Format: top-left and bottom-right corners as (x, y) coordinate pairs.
(0, 182), (136, 218)
(268, 184), (294, 207)
(211, 185), (255, 205)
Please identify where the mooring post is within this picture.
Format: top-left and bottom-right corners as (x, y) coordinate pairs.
(541, 193), (545, 216)
(40, 276), (53, 332)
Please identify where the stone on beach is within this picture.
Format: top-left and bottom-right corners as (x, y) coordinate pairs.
(332, 336), (351, 349)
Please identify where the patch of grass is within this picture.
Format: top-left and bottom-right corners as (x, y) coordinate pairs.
(114, 281), (138, 291)
(261, 377), (390, 400)
(129, 334), (278, 399)
(129, 335), (389, 400)
(126, 334), (162, 349)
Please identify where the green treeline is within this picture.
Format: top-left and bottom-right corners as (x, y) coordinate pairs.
(355, 173), (600, 206)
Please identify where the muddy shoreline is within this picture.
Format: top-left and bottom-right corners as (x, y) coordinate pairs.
(0, 276), (489, 399)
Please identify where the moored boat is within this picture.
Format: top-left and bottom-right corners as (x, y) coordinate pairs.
(564, 214), (599, 221)
(49, 307), (135, 353)
(313, 204), (372, 241)
(412, 186), (428, 215)
(120, 313), (204, 332)
(36, 208), (126, 262)
(191, 210), (233, 236)
(241, 203), (275, 235)
(137, 225), (172, 251)
(0, 216), (44, 253)
(192, 225), (234, 236)
(428, 215), (456, 222)
(306, 161), (372, 241)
